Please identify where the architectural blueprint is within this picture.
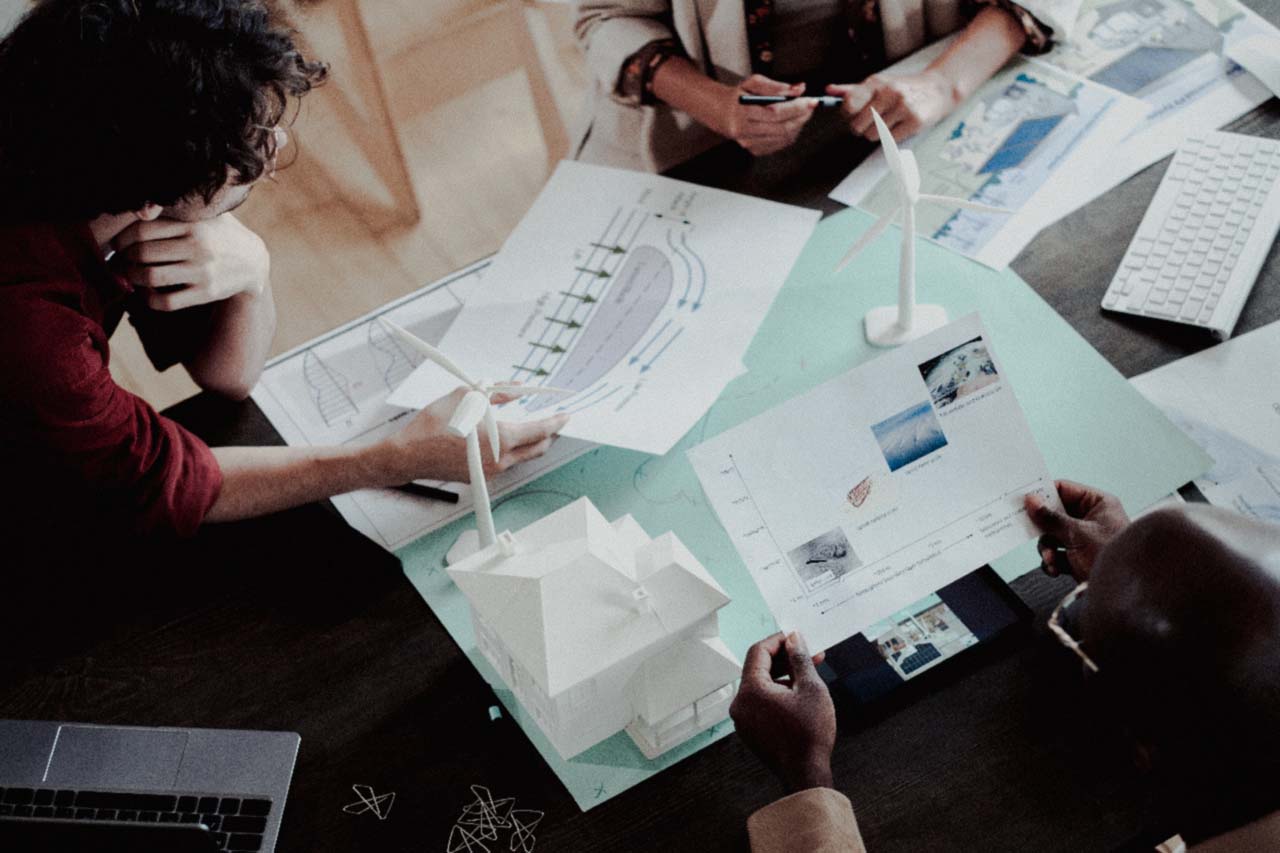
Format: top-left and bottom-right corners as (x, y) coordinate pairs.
(1032, 0), (1276, 216)
(689, 315), (1061, 652)
(387, 161), (820, 455)
(834, 59), (1144, 268)
(251, 260), (594, 552)
(833, 0), (1279, 260)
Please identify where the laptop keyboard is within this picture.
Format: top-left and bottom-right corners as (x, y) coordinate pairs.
(0, 786), (271, 851)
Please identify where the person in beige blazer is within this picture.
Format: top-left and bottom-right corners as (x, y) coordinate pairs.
(573, 0), (1082, 173)
(731, 484), (1280, 852)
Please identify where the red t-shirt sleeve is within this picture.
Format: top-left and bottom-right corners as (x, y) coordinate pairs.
(0, 290), (223, 536)
(126, 297), (218, 372)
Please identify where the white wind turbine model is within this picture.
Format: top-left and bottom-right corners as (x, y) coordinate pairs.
(379, 319), (571, 549)
(835, 109), (1012, 347)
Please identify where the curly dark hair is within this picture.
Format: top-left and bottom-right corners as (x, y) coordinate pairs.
(0, 0), (327, 221)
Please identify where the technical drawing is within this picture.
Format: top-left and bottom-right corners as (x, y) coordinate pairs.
(302, 350), (358, 426)
(555, 381), (622, 415)
(1057, 0), (1227, 95)
(367, 317), (424, 391)
(384, 161), (820, 455)
(678, 231), (706, 309)
(940, 75), (1078, 176)
(665, 229), (693, 304)
(524, 243), (674, 411)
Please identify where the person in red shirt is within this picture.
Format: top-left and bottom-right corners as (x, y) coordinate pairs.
(0, 0), (567, 557)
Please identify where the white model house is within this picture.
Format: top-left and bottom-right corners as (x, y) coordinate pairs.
(448, 497), (741, 760)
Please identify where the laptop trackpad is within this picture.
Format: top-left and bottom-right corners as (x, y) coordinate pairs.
(44, 725), (187, 790)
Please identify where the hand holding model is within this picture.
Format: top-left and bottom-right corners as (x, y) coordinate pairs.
(372, 387), (569, 485)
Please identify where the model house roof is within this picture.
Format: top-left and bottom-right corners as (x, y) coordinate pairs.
(448, 498), (730, 697)
(630, 635), (741, 726)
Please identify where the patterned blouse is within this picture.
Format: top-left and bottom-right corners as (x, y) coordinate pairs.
(619, 0), (1053, 104)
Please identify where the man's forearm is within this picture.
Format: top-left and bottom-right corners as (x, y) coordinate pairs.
(925, 6), (1025, 104)
(205, 442), (393, 522)
(188, 282), (277, 400)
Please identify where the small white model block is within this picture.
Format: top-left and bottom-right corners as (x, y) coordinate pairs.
(447, 497), (740, 760)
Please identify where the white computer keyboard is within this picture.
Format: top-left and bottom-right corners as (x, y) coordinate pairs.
(1101, 130), (1280, 338)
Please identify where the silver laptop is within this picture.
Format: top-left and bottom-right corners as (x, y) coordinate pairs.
(0, 720), (299, 852)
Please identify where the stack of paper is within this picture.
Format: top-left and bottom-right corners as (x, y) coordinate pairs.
(388, 161), (820, 456)
(251, 261), (597, 551)
(1030, 0), (1276, 220)
(832, 0), (1279, 268)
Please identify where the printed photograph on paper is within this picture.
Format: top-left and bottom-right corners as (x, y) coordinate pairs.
(787, 528), (862, 590)
(872, 401), (948, 472)
(918, 336), (1001, 409)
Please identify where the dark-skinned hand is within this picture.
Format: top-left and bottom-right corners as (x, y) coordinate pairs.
(1025, 479), (1131, 582)
(730, 631), (836, 792)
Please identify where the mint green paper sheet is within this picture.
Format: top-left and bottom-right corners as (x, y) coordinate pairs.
(399, 208), (1210, 811)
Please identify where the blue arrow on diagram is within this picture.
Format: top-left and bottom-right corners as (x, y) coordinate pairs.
(641, 327), (684, 373)
(557, 381), (609, 412)
(667, 229), (693, 308)
(629, 318), (673, 366)
(681, 232), (706, 310)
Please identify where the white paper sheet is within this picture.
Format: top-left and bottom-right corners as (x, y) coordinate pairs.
(831, 0), (1278, 264)
(688, 314), (1061, 651)
(1130, 320), (1280, 523)
(387, 161), (820, 456)
(251, 259), (595, 551)
(1229, 34), (1280, 97)
(830, 58), (1146, 269)
(1026, 0), (1276, 222)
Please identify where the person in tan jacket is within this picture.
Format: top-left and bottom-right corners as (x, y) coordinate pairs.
(573, 0), (1082, 173)
(732, 482), (1280, 852)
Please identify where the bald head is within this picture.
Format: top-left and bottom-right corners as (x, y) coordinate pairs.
(1082, 505), (1280, 840)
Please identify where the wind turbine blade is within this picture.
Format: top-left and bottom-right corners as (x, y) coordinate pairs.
(487, 383), (576, 397)
(872, 110), (903, 178)
(484, 407), (500, 463)
(918, 194), (1013, 216)
(378, 318), (477, 388)
(834, 206), (898, 273)
(446, 390), (489, 438)
(900, 151), (922, 200)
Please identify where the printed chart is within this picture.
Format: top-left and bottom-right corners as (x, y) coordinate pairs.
(830, 0), (1278, 266)
(850, 60), (1142, 268)
(1027, 0), (1277, 218)
(388, 161), (819, 455)
(252, 260), (595, 552)
(689, 315), (1060, 651)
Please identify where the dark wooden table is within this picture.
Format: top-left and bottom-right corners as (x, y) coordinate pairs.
(4, 23), (1279, 851)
